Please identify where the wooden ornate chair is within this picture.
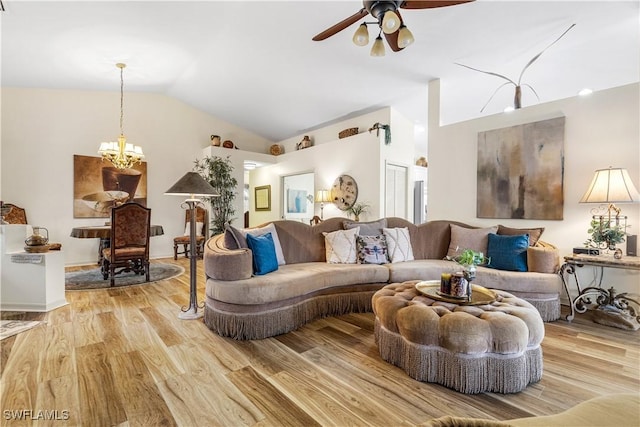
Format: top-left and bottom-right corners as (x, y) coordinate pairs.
(1, 202), (27, 224)
(101, 202), (151, 287)
(173, 206), (208, 259)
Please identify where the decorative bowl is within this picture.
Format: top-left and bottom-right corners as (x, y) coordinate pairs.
(339, 127), (359, 139)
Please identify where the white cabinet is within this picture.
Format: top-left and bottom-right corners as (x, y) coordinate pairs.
(1, 225), (67, 312)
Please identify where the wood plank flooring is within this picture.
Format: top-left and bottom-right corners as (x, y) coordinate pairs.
(1, 257), (639, 426)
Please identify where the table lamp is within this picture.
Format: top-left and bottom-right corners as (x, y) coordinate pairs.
(315, 189), (333, 220)
(580, 167), (640, 250)
(165, 172), (219, 319)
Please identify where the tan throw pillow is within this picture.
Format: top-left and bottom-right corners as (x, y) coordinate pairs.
(184, 222), (204, 237)
(323, 227), (359, 264)
(527, 246), (559, 273)
(497, 224), (545, 246)
(383, 227), (414, 263)
(446, 224), (498, 259)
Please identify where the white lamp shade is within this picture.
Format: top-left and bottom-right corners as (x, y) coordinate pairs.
(370, 35), (385, 57)
(382, 10), (400, 34)
(352, 23), (369, 46)
(580, 167), (640, 203)
(316, 189), (332, 203)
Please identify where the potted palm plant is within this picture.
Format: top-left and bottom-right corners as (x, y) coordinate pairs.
(193, 155), (238, 236)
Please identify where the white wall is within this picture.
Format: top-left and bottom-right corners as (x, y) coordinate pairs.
(1, 87), (272, 265)
(428, 80), (640, 296)
(249, 131), (383, 226)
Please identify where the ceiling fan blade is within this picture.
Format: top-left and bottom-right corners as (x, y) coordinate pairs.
(384, 10), (404, 52)
(400, 0), (475, 9)
(312, 8), (369, 41)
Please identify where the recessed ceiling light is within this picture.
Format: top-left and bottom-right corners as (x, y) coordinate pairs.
(244, 162), (256, 170)
(578, 88), (593, 96)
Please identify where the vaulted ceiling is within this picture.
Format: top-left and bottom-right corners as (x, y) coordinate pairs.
(2, 1), (638, 148)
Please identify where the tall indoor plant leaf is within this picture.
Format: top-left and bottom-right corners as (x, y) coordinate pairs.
(193, 155), (238, 236)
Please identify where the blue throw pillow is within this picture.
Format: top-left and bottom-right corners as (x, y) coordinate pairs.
(246, 232), (278, 275)
(487, 233), (529, 272)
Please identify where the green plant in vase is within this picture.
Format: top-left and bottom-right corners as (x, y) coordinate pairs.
(346, 202), (370, 222)
(584, 218), (627, 250)
(450, 249), (490, 282)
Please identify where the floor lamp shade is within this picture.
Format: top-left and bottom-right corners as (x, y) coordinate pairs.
(165, 172), (219, 198)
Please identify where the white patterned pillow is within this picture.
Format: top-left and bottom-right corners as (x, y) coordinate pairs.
(357, 234), (388, 264)
(383, 227), (414, 263)
(323, 227), (359, 264)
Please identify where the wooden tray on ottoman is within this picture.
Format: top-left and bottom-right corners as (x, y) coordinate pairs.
(415, 280), (496, 305)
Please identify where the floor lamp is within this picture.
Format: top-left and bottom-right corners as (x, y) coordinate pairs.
(165, 172), (218, 319)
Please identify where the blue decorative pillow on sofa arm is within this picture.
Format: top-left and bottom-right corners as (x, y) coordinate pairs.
(246, 232), (278, 275)
(487, 233), (529, 272)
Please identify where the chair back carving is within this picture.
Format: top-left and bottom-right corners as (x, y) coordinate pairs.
(2, 203), (27, 224)
(185, 206), (209, 237)
(111, 203), (151, 252)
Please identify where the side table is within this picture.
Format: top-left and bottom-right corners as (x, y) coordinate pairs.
(560, 254), (640, 329)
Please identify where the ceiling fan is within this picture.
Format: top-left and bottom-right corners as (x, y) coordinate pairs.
(313, 1), (475, 56)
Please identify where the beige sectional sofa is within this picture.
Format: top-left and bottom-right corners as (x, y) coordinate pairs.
(203, 217), (562, 340)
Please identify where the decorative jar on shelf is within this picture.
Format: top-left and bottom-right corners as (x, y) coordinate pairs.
(297, 135), (312, 150)
(210, 135), (221, 146)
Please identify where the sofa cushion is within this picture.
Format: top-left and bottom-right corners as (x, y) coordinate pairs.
(487, 233), (529, 272)
(246, 232), (278, 275)
(324, 227), (359, 264)
(343, 218), (387, 236)
(383, 227), (415, 263)
(224, 224), (247, 249)
(497, 224), (544, 246)
(357, 235), (389, 264)
(244, 223), (286, 265)
(446, 224), (498, 259)
(207, 262), (389, 305)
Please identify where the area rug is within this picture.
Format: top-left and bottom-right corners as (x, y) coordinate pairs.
(65, 262), (185, 290)
(0, 320), (42, 340)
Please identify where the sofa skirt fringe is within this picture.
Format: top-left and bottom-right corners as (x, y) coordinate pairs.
(374, 319), (543, 394)
(205, 291), (376, 340)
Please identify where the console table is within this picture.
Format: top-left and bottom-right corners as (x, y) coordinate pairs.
(560, 254), (640, 327)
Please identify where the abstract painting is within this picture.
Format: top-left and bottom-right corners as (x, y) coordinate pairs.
(477, 117), (565, 220)
(73, 155), (147, 218)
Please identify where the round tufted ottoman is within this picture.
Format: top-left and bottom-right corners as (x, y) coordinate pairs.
(372, 281), (545, 394)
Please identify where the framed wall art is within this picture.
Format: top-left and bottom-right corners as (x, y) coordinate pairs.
(73, 155), (147, 218)
(255, 185), (271, 211)
(477, 116), (565, 220)
(282, 172), (314, 220)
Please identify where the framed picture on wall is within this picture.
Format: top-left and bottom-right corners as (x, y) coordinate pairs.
(282, 172), (314, 220)
(73, 155), (147, 218)
(255, 185), (271, 211)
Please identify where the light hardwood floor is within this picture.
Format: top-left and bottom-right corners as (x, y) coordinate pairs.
(1, 257), (639, 426)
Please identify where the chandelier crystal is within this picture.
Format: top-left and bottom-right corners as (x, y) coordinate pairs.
(98, 63), (144, 170)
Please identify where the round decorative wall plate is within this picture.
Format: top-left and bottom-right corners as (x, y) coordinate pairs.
(332, 174), (358, 211)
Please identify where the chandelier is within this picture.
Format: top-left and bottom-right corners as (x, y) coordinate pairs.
(98, 63), (144, 170)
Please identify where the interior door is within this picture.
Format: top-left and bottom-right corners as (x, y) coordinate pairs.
(385, 163), (408, 218)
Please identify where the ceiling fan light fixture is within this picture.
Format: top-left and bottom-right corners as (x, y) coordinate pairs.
(352, 23), (370, 46)
(370, 33), (385, 57)
(381, 10), (400, 34)
(397, 24), (414, 48)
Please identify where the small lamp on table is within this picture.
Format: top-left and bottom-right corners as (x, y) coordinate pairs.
(165, 172), (219, 319)
(315, 189), (333, 220)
